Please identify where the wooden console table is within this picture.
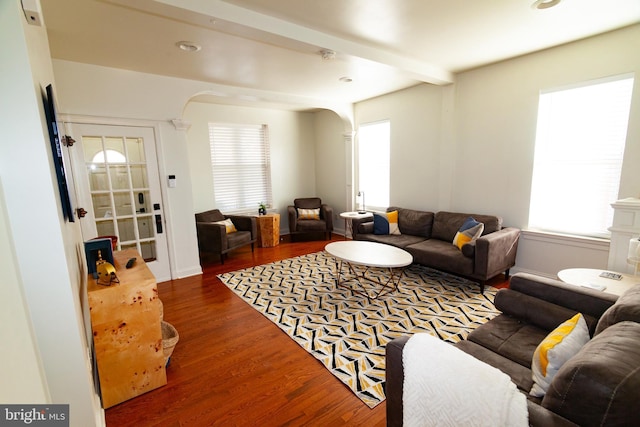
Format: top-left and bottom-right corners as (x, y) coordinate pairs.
(256, 213), (280, 247)
(87, 249), (166, 408)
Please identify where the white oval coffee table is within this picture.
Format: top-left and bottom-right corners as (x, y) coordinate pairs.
(325, 241), (413, 300)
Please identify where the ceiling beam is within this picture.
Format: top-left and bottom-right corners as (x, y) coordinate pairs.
(146, 0), (454, 85)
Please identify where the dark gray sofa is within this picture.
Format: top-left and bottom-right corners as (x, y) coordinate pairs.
(352, 207), (520, 292)
(386, 273), (640, 426)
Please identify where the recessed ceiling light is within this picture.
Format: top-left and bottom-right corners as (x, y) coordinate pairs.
(339, 76), (353, 83)
(176, 41), (201, 52)
(531, 0), (561, 9)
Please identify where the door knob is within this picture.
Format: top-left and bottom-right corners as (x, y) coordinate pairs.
(77, 207), (87, 218)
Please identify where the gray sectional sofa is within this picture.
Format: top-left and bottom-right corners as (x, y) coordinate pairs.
(386, 273), (640, 426)
(351, 207), (520, 292)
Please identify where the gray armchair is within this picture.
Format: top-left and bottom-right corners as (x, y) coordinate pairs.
(195, 209), (257, 264)
(287, 197), (333, 240)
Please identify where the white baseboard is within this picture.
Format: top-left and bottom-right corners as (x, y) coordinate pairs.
(174, 266), (203, 280)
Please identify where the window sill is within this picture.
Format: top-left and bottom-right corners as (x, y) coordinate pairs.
(521, 229), (610, 250)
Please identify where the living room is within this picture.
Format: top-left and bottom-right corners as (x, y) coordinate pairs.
(2, 0), (640, 426)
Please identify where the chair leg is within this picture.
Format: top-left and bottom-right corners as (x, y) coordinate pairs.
(220, 254), (224, 265)
(504, 268), (511, 280)
(251, 243), (254, 252)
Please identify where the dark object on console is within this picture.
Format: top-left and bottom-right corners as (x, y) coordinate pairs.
(287, 197), (333, 240)
(352, 208), (520, 292)
(84, 238), (114, 277)
(195, 209), (257, 264)
(386, 273), (640, 427)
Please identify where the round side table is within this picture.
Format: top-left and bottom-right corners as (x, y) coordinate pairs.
(339, 211), (373, 239)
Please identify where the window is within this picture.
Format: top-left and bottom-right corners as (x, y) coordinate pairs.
(209, 123), (272, 212)
(358, 120), (390, 210)
(529, 75), (634, 238)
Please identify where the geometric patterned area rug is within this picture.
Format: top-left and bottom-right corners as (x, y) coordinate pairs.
(218, 251), (499, 408)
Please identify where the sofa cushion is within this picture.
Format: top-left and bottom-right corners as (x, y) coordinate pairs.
(594, 283), (640, 335)
(452, 217), (484, 250)
(195, 209), (225, 223)
(542, 321), (640, 427)
(466, 313), (549, 368)
(373, 210), (400, 235)
(494, 288), (601, 335)
(455, 339), (534, 392)
(432, 211), (502, 242)
(388, 207), (434, 238)
(405, 239), (473, 276)
(294, 197), (321, 209)
(530, 313), (590, 397)
(356, 233), (426, 249)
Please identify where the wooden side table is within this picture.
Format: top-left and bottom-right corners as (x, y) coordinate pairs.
(256, 213), (280, 247)
(87, 249), (167, 408)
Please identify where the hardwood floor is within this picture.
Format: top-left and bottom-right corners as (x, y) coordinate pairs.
(105, 235), (508, 427)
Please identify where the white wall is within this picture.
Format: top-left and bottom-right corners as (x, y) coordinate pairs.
(352, 24), (640, 277)
(314, 109), (349, 230)
(52, 60), (203, 280)
(183, 103), (351, 235)
(183, 102), (317, 226)
(0, 1), (102, 425)
(453, 24), (640, 276)
(354, 84), (445, 211)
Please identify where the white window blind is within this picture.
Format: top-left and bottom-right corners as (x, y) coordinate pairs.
(529, 75), (634, 238)
(209, 123), (272, 212)
(358, 120), (391, 210)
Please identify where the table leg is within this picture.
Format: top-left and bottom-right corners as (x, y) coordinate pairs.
(334, 261), (404, 301)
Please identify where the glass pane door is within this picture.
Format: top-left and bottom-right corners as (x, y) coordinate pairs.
(82, 135), (157, 261)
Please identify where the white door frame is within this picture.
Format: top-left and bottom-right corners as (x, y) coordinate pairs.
(61, 115), (174, 282)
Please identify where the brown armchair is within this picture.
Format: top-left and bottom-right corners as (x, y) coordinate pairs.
(287, 197), (333, 240)
(195, 209), (257, 264)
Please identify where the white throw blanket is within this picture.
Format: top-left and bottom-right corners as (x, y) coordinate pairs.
(402, 333), (528, 427)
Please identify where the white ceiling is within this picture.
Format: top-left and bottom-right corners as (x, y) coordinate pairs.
(41, 0), (640, 110)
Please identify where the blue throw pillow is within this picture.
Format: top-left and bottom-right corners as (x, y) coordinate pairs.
(373, 213), (389, 235)
(459, 216), (481, 232)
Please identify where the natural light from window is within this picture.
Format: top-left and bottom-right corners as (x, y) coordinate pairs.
(358, 120), (390, 210)
(529, 74), (634, 238)
(209, 123), (272, 213)
(92, 149), (126, 164)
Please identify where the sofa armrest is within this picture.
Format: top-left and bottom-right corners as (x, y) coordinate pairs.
(351, 216), (374, 239)
(495, 288), (604, 334)
(321, 204), (334, 230)
(227, 215), (257, 239)
(527, 400), (579, 427)
(287, 206), (298, 232)
(509, 273), (617, 320)
(195, 222), (227, 252)
(385, 336), (410, 427)
(474, 227), (520, 279)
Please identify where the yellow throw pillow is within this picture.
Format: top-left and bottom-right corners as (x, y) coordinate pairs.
(386, 210), (401, 235)
(298, 208), (320, 220)
(452, 217), (484, 250)
(214, 218), (237, 233)
(530, 313), (589, 397)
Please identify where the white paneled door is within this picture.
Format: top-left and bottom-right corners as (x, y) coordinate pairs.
(66, 123), (170, 281)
